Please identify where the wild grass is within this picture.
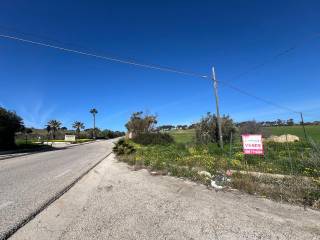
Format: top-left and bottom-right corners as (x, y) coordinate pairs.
(168, 125), (320, 144)
(230, 173), (320, 209)
(168, 129), (195, 144)
(267, 125), (320, 142)
(113, 138), (320, 208)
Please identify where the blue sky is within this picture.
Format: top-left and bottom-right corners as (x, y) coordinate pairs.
(0, 0), (319, 131)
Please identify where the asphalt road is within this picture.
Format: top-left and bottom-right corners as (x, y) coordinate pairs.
(10, 154), (320, 240)
(0, 140), (115, 239)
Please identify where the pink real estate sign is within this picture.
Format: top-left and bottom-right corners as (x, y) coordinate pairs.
(241, 134), (264, 155)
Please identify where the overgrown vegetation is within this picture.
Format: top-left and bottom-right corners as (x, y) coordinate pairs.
(230, 173), (320, 209)
(132, 132), (174, 145)
(195, 113), (237, 144)
(125, 111), (157, 137)
(113, 139), (136, 155)
(114, 111), (320, 209)
(238, 120), (271, 137)
(114, 138), (320, 208)
(125, 111), (173, 145)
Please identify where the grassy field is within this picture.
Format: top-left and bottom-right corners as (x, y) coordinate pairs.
(168, 129), (195, 144)
(169, 125), (320, 144)
(267, 125), (320, 142)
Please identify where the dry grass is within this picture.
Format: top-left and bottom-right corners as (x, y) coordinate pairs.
(230, 173), (320, 209)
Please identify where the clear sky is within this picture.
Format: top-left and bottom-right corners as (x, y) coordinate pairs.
(0, 0), (319, 131)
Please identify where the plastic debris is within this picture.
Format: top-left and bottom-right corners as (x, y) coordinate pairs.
(211, 180), (224, 189)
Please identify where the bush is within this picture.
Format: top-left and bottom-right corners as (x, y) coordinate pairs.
(195, 112), (237, 145)
(238, 120), (271, 137)
(113, 139), (136, 155)
(132, 132), (174, 145)
(102, 129), (125, 139)
(0, 107), (24, 149)
(125, 111), (157, 136)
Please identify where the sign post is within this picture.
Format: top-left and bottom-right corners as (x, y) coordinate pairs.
(65, 135), (76, 142)
(242, 134), (264, 155)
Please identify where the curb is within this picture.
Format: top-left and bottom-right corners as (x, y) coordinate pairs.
(0, 151), (113, 240)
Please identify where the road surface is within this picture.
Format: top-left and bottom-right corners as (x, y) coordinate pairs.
(0, 140), (114, 239)
(10, 154), (320, 240)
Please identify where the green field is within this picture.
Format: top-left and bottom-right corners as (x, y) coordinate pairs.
(267, 125), (320, 142)
(168, 129), (195, 144)
(169, 125), (320, 144)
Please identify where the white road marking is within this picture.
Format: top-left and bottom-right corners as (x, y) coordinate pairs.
(0, 201), (13, 210)
(54, 169), (71, 179)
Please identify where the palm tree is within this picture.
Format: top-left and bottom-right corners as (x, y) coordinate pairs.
(47, 120), (62, 140)
(72, 121), (85, 138)
(90, 108), (98, 139)
(45, 125), (51, 142)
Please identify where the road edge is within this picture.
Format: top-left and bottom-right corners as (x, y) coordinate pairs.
(0, 140), (97, 161)
(1, 151), (112, 240)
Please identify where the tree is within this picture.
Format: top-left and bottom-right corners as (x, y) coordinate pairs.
(46, 125), (51, 140)
(195, 112), (237, 144)
(287, 118), (294, 126)
(276, 119), (283, 126)
(238, 120), (271, 138)
(85, 128), (102, 139)
(47, 120), (62, 140)
(0, 107), (24, 148)
(72, 121), (85, 138)
(90, 108), (98, 139)
(125, 111), (157, 137)
(156, 125), (175, 131)
(23, 127), (33, 144)
(188, 123), (197, 129)
(102, 129), (125, 139)
(239, 121), (262, 135)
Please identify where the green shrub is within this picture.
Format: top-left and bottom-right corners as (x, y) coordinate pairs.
(0, 107), (24, 149)
(113, 139), (136, 155)
(133, 132), (174, 145)
(195, 112), (237, 144)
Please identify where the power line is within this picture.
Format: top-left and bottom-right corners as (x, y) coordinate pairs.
(227, 32), (320, 82)
(0, 33), (208, 79)
(214, 33), (320, 115)
(0, 32), (316, 116)
(217, 80), (300, 114)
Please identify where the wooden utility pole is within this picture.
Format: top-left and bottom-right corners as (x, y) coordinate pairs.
(212, 67), (223, 148)
(300, 112), (308, 140)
